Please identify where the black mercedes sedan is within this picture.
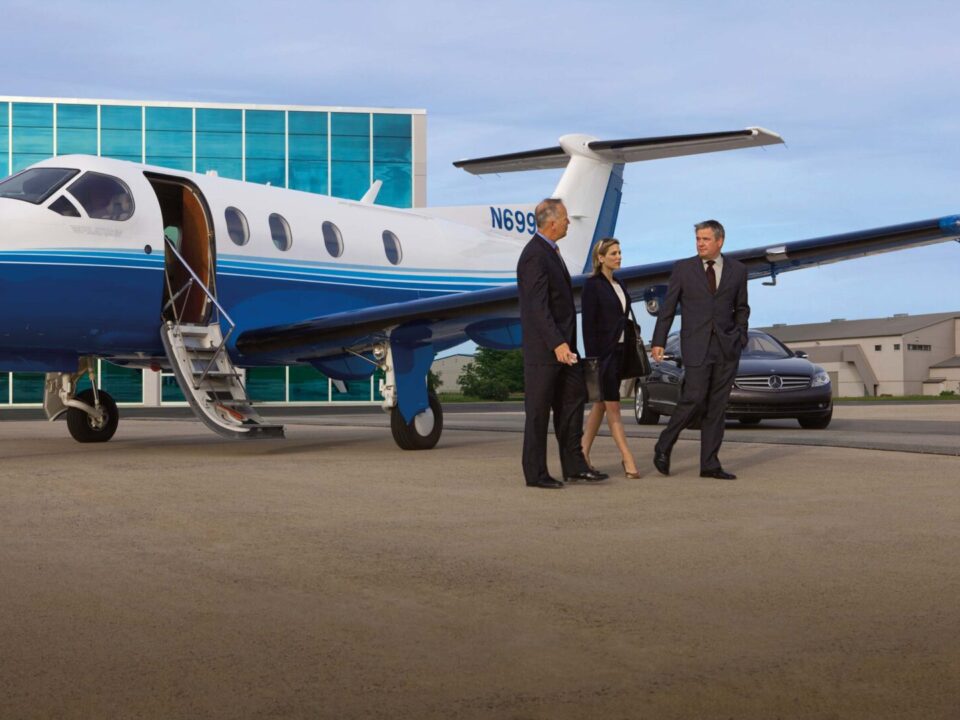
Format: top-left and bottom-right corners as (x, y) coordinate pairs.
(634, 329), (833, 428)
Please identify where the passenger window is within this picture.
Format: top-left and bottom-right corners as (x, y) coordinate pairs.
(67, 172), (135, 220)
(269, 213), (292, 251)
(48, 196), (81, 217)
(322, 221), (343, 258)
(382, 230), (402, 265)
(225, 207), (249, 246)
(0, 167), (79, 205)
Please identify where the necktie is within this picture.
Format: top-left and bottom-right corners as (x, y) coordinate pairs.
(706, 260), (717, 294)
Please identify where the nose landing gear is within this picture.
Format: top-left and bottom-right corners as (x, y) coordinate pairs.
(44, 357), (120, 443)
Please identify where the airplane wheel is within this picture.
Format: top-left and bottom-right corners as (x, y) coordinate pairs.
(634, 383), (660, 425)
(66, 389), (119, 443)
(391, 391), (443, 450)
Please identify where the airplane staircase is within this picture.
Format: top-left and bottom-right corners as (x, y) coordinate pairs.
(161, 240), (284, 440)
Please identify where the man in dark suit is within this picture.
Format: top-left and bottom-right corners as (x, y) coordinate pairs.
(517, 198), (608, 489)
(650, 220), (750, 480)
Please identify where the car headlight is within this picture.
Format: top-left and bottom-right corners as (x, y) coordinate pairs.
(811, 367), (830, 387)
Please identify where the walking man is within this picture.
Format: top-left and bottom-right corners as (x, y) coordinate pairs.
(650, 220), (750, 479)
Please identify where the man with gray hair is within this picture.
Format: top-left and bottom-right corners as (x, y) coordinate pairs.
(516, 198), (608, 489)
(650, 219), (750, 480)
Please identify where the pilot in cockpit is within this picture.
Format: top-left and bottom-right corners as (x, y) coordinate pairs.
(107, 192), (133, 221)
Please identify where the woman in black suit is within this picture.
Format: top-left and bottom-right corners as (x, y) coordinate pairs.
(581, 238), (641, 477)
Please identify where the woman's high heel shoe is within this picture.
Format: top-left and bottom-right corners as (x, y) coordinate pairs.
(622, 461), (641, 479)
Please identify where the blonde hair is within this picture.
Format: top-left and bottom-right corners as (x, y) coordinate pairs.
(591, 237), (620, 276)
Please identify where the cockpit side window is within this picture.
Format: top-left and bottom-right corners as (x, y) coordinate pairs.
(67, 172), (135, 221)
(0, 168), (79, 205)
(48, 196), (81, 217)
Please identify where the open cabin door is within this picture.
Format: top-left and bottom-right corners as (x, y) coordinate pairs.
(146, 172), (283, 440)
(147, 174), (216, 323)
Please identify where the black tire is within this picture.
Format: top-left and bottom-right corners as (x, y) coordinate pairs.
(66, 389), (119, 443)
(390, 390), (443, 450)
(634, 383), (661, 425)
(738, 417), (762, 426)
(798, 408), (832, 429)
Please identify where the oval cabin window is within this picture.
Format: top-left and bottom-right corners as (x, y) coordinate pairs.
(382, 230), (402, 265)
(322, 221), (343, 258)
(225, 207), (249, 246)
(269, 213), (292, 251)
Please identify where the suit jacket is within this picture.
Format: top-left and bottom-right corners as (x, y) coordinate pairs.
(581, 273), (633, 359)
(517, 233), (577, 365)
(651, 254), (750, 367)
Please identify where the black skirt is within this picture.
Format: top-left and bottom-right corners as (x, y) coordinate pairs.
(598, 343), (625, 402)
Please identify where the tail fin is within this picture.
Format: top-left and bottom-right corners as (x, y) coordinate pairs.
(454, 128), (783, 274)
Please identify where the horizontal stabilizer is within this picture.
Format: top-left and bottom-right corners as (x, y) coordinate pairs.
(454, 127), (784, 175)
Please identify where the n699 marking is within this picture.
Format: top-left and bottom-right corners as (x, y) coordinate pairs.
(490, 208), (536, 235)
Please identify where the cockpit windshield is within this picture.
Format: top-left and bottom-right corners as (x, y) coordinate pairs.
(67, 172), (135, 221)
(0, 168), (79, 205)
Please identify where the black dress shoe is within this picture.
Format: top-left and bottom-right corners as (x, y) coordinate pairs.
(527, 477), (565, 489)
(566, 469), (609, 483)
(653, 449), (671, 476)
(700, 468), (737, 480)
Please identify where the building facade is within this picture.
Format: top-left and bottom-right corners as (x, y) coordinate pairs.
(0, 96), (426, 407)
(761, 311), (960, 397)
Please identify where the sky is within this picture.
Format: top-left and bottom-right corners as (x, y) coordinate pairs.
(5, 0), (960, 329)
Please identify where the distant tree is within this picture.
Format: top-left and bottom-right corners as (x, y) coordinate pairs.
(427, 369), (441, 394)
(458, 348), (524, 400)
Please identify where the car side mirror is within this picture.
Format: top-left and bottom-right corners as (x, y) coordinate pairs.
(794, 350), (808, 358)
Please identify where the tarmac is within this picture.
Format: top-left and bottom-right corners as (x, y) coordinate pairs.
(1, 403), (958, 719)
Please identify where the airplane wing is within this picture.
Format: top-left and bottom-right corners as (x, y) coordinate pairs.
(235, 214), (960, 362)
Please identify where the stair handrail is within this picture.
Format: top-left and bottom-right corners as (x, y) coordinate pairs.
(162, 236), (240, 387)
(162, 236), (236, 329)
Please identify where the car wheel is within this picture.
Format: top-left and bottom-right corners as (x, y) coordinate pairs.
(738, 417), (761, 426)
(634, 383), (661, 425)
(798, 408), (832, 429)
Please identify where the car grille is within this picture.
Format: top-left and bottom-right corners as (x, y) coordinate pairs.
(735, 374), (810, 391)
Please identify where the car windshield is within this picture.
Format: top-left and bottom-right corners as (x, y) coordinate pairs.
(744, 332), (792, 358)
(0, 167), (79, 205)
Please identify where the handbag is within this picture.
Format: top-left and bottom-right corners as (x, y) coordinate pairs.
(582, 357), (603, 403)
(621, 310), (652, 379)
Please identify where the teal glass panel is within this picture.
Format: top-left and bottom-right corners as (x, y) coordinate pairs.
(101, 105), (142, 163)
(288, 365), (328, 402)
(246, 366), (286, 402)
(101, 362), (143, 403)
(245, 110), (285, 187)
(331, 112), (369, 200)
(332, 379), (372, 402)
(12, 103), (54, 173)
(288, 111), (327, 194)
(0, 102), (8, 177)
(57, 104), (97, 156)
(373, 114), (412, 208)
(196, 108), (242, 180)
(161, 374), (185, 402)
(0, 372), (8, 403)
(11, 372), (45, 404)
(145, 106), (192, 171)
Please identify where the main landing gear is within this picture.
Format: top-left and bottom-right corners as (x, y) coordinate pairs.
(43, 357), (120, 443)
(373, 341), (444, 451)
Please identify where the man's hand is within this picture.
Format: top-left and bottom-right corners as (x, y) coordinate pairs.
(651, 346), (665, 363)
(554, 343), (578, 365)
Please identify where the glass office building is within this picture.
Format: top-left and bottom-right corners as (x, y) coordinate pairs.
(1, 96), (427, 407)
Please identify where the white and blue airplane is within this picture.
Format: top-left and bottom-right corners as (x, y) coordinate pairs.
(1, 127), (958, 447)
